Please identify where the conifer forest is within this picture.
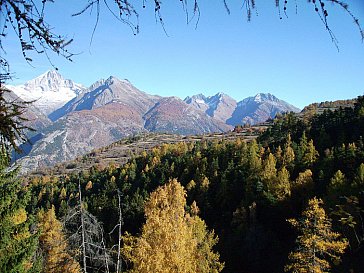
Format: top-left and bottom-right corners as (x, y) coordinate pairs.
(1, 96), (364, 272)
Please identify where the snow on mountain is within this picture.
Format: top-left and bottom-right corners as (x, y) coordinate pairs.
(143, 96), (231, 135)
(227, 93), (300, 126)
(195, 99), (205, 104)
(184, 92), (237, 123)
(7, 70), (85, 115)
(2, 88), (52, 132)
(204, 93), (237, 122)
(239, 93), (281, 105)
(186, 92), (300, 126)
(184, 94), (210, 113)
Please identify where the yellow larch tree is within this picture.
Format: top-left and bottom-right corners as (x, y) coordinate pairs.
(327, 170), (347, 198)
(274, 166), (291, 201)
(283, 133), (295, 167)
(285, 198), (348, 273)
(38, 206), (80, 273)
(262, 153), (277, 181)
(302, 139), (319, 168)
(293, 169), (314, 193)
(121, 179), (224, 273)
(291, 169), (314, 205)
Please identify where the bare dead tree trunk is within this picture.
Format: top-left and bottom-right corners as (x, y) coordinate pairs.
(116, 189), (123, 273)
(79, 179), (87, 273)
(101, 229), (110, 273)
(64, 177), (111, 272)
(109, 189), (124, 273)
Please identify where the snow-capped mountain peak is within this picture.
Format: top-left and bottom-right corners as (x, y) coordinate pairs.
(229, 92), (300, 126)
(22, 70), (83, 92)
(7, 70), (85, 116)
(254, 93), (263, 102)
(239, 93), (278, 105)
(206, 92), (228, 108)
(184, 92), (237, 123)
(214, 92), (225, 98)
(184, 93), (206, 104)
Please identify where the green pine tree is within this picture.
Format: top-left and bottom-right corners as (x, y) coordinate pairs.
(0, 149), (39, 272)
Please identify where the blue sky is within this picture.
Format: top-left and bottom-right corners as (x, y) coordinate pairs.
(4, 0), (364, 109)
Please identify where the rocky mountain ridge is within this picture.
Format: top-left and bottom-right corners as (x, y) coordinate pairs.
(6, 71), (300, 173)
(48, 75), (160, 121)
(184, 92), (299, 125)
(184, 92), (238, 123)
(227, 93), (300, 125)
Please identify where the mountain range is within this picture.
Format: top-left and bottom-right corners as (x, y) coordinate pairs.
(6, 71), (299, 173)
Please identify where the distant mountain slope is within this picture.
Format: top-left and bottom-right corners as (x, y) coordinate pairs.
(2, 89), (51, 132)
(144, 97), (232, 135)
(16, 75), (231, 173)
(7, 70), (85, 115)
(3, 89), (52, 163)
(227, 93), (300, 125)
(18, 96), (230, 173)
(18, 102), (148, 174)
(185, 92), (299, 126)
(49, 76), (160, 121)
(184, 92), (237, 123)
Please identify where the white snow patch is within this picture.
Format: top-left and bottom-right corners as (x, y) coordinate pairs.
(42, 130), (64, 144)
(195, 99), (205, 104)
(254, 93), (262, 102)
